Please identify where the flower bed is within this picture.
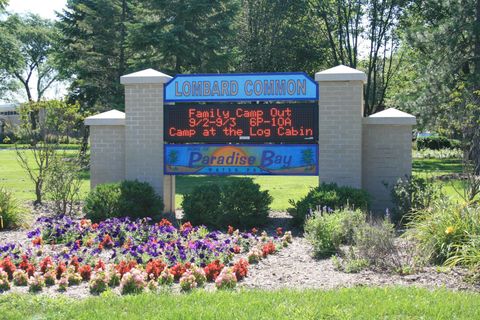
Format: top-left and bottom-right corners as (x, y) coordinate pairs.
(0, 216), (292, 295)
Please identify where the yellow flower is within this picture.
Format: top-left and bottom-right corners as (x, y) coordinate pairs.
(445, 226), (455, 235)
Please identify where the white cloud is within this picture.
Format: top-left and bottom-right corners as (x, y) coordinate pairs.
(6, 0), (66, 20)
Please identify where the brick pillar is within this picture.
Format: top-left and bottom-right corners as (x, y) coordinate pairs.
(362, 108), (416, 212)
(314, 65), (366, 188)
(120, 69), (175, 213)
(85, 110), (126, 188)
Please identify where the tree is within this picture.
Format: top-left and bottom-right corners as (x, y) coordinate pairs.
(238, 0), (328, 74)
(56, 0), (134, 111)
(388, 0), (480, 174)
(15, 100), (82, 205)
(0, 0), (8, 12)
(309, 0), (405, 115)
(0, 14), (59, 103)
(128, 0), (240, 74)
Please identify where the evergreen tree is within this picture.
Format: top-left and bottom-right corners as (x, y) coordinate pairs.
(238, 0), (327, 74)
(56, 0), (134, 111)
(128, 0), (240, 74)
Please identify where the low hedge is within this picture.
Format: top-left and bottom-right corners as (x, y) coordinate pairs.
(182, 178), (272, 229)
(416, 136), (461, 150)
(83, 180), (164, 222)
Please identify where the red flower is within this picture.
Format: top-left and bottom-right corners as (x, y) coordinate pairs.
(19, 255), (29, 270)
(26, 264), (35, 277)
(40, 256), (54, 274)
(180, 222), (193, 232)
(115, 260), (137, 277)
(101, 234), (114, 249)
(79, 265), (92, 281)
(32, 237), (42, 246)
(95, 259), (106, 271)
(56, 261), (67, 279)
(276, 227), (283, 236)
(92, 223), (99, 230)
(145, 259), (166, 279)
(233, 259), (249, 280)
(233, 245), (241, 254)
(159, 218), (172, 227)
(262, 242), (276, 257)
(0, 257), (16, 280)
(251, 228), (258, 235)
(70, 256), (80, 272)
(204, 260), (224, 282)
(227, 225), (234, 235)
(170, 263), (186, 281)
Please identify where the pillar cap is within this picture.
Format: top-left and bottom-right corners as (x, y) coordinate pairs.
(120, 68), (172, 85)
(315, 65), (367, 83)
(363, 108), (416, 125)
(85, 109), (125, 126)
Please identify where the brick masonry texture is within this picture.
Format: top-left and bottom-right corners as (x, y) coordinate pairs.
(124, 84), (165, 196)
(90, 125), (125, 187)
(317, 81), (363, 188)
(362, 123), (413, 212)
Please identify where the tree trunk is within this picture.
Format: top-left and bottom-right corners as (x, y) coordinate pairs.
(80, 125), (90, 165)
(34, 180), (42, 205)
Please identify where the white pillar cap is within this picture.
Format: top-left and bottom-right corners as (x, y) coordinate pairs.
(120, 68), (172, 85)
(85, 109), (125, 126)
(315, 65), (367, 83)
(363, 108), (416, 125)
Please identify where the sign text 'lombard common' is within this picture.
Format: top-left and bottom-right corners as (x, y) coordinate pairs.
(164, 73), (318, 102)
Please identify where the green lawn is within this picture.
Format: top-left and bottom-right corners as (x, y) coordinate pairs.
(0, 145), (467, 209)
(1, 287), (479, 319)
(0, 147), (91, 202)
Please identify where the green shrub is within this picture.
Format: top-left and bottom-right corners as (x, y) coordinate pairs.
(390, 176), (442, 225)
(304, 208), (365, 258)
(352, 220), (400, 270)
(288, 183), (370, 227)
(406, 200), (480, 265)
(181, 179), (272, 229)
(0, 187), (23, 229)
(117, 180), (164, 219)
(416, 136), (460, 150)
(219, 178), (272, 229)
(83, 183), (121, 222)
(84, 180), (163, 222)
(182, 184), (222, 226)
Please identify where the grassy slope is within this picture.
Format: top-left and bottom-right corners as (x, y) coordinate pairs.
(1, 287), (479, 320)
(0, 145), (465, 209)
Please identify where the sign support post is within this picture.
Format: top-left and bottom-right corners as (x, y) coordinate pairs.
(120, 69), (176, 213)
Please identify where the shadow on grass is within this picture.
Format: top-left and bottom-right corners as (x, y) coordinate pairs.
(175, 175), (252, 196)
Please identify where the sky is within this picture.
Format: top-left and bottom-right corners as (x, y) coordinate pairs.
(6, 0), (66, 19)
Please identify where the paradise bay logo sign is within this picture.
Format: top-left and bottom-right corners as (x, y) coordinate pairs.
(164, 145), (318, 176)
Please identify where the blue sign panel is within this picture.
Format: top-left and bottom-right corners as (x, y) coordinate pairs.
(164, 73), (318, 102)
(164, 144), (318, 176)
